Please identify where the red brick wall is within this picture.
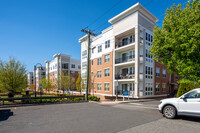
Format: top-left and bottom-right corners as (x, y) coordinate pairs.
(90, 52), (113, 96)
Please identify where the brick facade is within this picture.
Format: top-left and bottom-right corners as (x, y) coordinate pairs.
(90, 52), (113, 96)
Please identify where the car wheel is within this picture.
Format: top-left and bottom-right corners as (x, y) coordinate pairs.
(163, 105), (176, 119)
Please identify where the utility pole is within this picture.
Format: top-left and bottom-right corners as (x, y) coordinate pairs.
(81, 29), (97, 101)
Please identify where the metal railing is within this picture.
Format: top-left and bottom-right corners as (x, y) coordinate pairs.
(115, 55), (135, 64)
(115, 73), (135, 79)
(115, 38), (135, 48)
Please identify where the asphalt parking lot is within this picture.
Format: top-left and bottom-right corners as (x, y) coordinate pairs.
(0, 101), (199, 133)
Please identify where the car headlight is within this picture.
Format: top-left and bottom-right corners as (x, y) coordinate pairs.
(159, 101), (162, 104)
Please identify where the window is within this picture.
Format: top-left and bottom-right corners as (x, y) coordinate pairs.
(104, 68), (110, 77)
(62, 64), (68, 69)
(92, 47), (95, 54)
(163, 69), (166, 78)
(105, 40), (110, 48)
(129, 83), (134, 91)
(145, 66), (153, 79)
(145, 83), (153, 95)
(184, 90), (200, 98)
(78, 65), (81, 69)
(97, 71), (101, 78)
(129, 67), (135, 75)
(156, 83), (160, 92)
(92, 60), (93, 65)
(71, 71), (75, 76)
(98, 45), (102, 53)
(82, 50), (87, 56)
(97, 58), (102, 65)
(162, 84), (166, 92)
(97, 83), (102, 91)
(71, 64), (75, 68)
(91, 72), (93, 77)
(104, 83), (110, 92)
(105, 54), (110, 63)
(156, 68), (160, 77)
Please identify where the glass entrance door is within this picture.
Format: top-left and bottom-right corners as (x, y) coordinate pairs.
(122, 84), (128, 91)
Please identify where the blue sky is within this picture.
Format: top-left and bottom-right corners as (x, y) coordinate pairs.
(0, 0), (188, 72)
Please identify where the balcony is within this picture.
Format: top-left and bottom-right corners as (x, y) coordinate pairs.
(115, 38), (135, 49)
(115, 72), (135, 80)
(115, 55), (135, 64)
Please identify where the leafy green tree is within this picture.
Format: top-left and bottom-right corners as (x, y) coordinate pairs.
(55, 72), (72, 95)
(39, 77), (53, 93)
(0, 58), (27, 94)
(150, 0), (200, 83)
(76, 75), (85, 94)
(176, 79), (200, 97)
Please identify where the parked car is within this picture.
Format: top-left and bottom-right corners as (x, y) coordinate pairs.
(158, 88), (200, 119)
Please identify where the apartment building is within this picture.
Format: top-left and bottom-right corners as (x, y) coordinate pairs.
(45, 53), (81, 88)
(34, 66), (46, 90)
(27, 72), (34, 89)
(79, 3), (178, 100)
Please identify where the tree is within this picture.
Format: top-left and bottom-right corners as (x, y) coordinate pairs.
(150, 0), (200, 83)
(30, 84), (35, 91)
(39, 77), (52, 93)
(76, 75), (85, 94)
(55, 72), (72, 95)
(0, 58), (27, 94)
(176, 80), (200, 97)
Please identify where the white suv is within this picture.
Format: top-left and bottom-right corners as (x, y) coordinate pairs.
(158, 88), (200, 119)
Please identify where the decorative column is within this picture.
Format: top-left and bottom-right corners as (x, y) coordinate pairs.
(134, 25), (139, 98)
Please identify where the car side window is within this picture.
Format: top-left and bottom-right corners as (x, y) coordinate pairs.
(184, 91), (200, 98)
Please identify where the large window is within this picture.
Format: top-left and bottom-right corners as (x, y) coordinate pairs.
(62, 63), (68, 69)
(129, 67), (135, 75)
(145, 66), (153, 79)
(104, 83), (110, 92)
(104, 68), (110, 77)
(156, 68), (160, 77)
(163, 69), (166, 78)
(156, 83), (160, 92)
(97, 71), (101, 78)
(145, 83), (153, 96)
(162, 84), (166, 92)
(97, 58), (102, 65)
(105, 40), (110, 48)
(98, 45), (102, 53)
(71, 64), (75, 68)
(97, 83), (102, 91)
(105, 54), (110, 63)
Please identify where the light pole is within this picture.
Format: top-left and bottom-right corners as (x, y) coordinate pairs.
(34, 63), (43, 98)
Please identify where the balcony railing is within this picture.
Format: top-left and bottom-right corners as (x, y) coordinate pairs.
(115, 38), (135, 49)
(115, 73), (135, 80)
(115, 55), (135, 64)
(115, 90), (134, 95)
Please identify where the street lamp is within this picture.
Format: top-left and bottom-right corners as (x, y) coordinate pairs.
(34, 63), (43, 97)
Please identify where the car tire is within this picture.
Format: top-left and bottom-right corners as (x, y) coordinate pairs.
(163, 105), (176, 119)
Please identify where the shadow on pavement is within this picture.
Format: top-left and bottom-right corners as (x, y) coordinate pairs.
(179, 116), (200, 123)
(0, 109), (13, 121)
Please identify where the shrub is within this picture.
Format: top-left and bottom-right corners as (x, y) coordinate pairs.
(88, 95), (100, 101)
